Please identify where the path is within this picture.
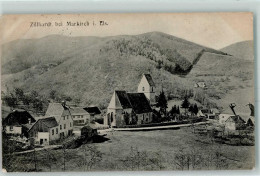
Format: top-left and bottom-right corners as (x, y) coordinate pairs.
(113, 121), (209, 131)
(12, 145), (62, 155)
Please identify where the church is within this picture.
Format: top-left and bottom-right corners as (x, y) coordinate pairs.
(104, 74), (156, 127)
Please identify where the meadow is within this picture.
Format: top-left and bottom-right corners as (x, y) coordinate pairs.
(4, 127), (255, 172)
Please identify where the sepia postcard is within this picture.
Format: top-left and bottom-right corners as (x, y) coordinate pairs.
(0, 13), (255, 172)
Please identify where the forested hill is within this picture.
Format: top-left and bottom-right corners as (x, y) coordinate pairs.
(1, 32), (253, 111)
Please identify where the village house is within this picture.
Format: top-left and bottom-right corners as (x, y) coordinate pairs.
(2, 109), (36, 136)
(45, 102), (74, 138)
(197, 109), (215, 119)
(70, 106), (101, 126)
(224, 115), (246, 131)
(26, 117), (59, 145)
(219, 114), (246, 130)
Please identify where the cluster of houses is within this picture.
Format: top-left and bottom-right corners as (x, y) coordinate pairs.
(2, 73), (255, 146)
(198, 104), (255, 131)
(2, 102), (101, 145)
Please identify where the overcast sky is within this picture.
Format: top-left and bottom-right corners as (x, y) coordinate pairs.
(0, 12), (253, 49)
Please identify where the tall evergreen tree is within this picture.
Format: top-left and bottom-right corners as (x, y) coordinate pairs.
(193, 104), (199, 115)
(156, 90), (168, 117)
(181, 96), (190, 115)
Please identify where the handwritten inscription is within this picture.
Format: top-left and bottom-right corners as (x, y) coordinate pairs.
(30, 21), (108, 27)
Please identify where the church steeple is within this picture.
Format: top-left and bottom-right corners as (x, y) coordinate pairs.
(137, 74), (156, 104)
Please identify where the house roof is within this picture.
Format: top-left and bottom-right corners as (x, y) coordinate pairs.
(45, 103), (71, 122)
(27, 117), (58, 132)
(40, 117), (59, 128)
(226, 115), (246, 123)
(211, 108), (220, 114)
(127, 93), (153, 114)
(144, 74), (155, 86)
(70, 107), (88, 115)
(3, 110), (36, 126)
(115, 91), (132, 109)
(84, 107), (101, 115)
(200, 109), (210, 114)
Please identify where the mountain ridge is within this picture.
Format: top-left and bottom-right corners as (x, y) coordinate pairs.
(1, 32), (254, 110)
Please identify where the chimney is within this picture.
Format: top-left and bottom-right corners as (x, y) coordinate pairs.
(28, 118), (31, 125)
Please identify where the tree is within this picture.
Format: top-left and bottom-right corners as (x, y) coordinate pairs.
(176, 106), (180, 115)
(170, 105), (177, 116)
(156, 90), (168, 117)
(193, 104), (199, 115)
(14, 88), (24, 101)
(32, 99), (43, 114)
(49, 90), (57, 100)
(181, 96), (190, 116)
(2, 93), (17, 109)
(188, 105), (194, 115)
(77, 145), (103, 171)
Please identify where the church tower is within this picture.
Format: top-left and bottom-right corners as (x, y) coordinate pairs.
(137, 74), (156, 105)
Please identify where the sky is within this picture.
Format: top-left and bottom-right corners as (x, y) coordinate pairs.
(0, 12), (253, 49)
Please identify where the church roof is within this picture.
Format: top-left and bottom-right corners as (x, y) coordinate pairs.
(115, 91), (132, 109)
(114, 91), (153, 114)
(144, 74), (155, 86)
(127, 93), (153, 114)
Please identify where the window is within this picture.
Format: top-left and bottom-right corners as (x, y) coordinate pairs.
(64, 117), (65, 120)
(64, 124), (66, 129)
(60, 125), (62, 130)
(10, 126), (13, 131)
(142, 87), (145, 91)
(152, 87), (153, 92)
(52, 129), (54, 135)
(67, 116), (69, 119)
(56, 128), (58, 134)
(70, 122), (72, 127)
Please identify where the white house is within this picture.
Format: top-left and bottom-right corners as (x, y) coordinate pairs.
(45, 102), (74, 138)
(219, 114), (246, 130)
(137, 74), (156, 105)
(2, 110), (36, 135)
(70, 106), (101, 126)
(27, 117), (59, 145)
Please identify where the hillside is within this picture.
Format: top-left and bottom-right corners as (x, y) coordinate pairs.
(220, 40), (254, 60)
(1, 32), (254, 112)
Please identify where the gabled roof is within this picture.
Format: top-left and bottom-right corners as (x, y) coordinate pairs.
(127, 93), (153, 114)
(115, 91), (132, 109)
(45, 103), (71, 122)
(40, 117), (59, 128)
(70, 107), (88, 115)
(3, 110), (36, 126)
(27, 117), (58, 132)
(143, 74), (155, 86)
(200, 109), (210, 114)
(211, 108), (220, 114)
(84, 107), (101, 115)
(226, 115), (245, 124)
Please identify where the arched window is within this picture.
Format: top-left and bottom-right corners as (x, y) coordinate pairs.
(142, 87), (145, 91)
(111, 112), (114, 123)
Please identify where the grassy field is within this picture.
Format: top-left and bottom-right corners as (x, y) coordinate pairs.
(4, 127), (255, 172)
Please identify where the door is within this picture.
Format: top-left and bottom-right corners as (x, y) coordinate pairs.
(40, 139), (43, 145)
